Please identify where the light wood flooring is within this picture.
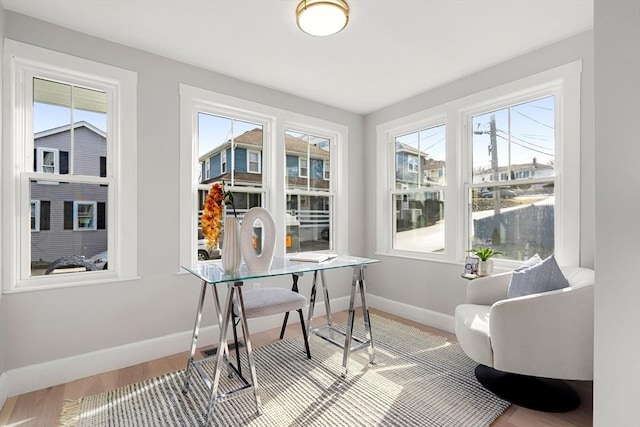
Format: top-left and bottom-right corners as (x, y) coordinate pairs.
(0, 308), (592, 426)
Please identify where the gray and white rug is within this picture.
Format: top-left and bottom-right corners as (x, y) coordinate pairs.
(61, 314), (509, 426)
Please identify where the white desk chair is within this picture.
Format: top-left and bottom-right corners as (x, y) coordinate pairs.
(231, 283), (311, 375)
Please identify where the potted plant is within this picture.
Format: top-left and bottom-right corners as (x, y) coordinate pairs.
(467, 246), (503, 276)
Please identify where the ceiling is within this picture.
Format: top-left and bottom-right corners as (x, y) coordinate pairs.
(1, 0), (593, 115)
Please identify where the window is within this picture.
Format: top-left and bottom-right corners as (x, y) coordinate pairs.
(221, 150), (227, 174)
(469, 96), (556, 260)
(3, 40), (138, 290)
(248, 150), (261, 173)
(190, 106), (267, 263)
(35, 147), (60, 173)
(285, 130), (333, 253)
(298, 157), (308, 178)
(73, 201), (97, 230)
(180, 85), (347, 267)
(391, 124), (446, 255)
(31, 201), (40, 231)
(376, 61), (581, 266)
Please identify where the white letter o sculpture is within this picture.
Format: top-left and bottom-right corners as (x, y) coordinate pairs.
(240, 207), (276, 273)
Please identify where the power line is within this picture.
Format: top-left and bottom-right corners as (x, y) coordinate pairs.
(512, 108), (554, 129)
(496, 129), (552, 151)
(495, 133), (553, 157)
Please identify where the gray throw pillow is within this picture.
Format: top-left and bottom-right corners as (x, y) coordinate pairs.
(507, 255), (569, 298)
(514, 253), (542, 272)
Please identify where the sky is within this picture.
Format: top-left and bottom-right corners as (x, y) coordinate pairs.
(393, 95), (555, 183)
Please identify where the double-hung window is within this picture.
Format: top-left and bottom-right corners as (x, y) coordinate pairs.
(285, 129), (335, 253)
(180, 85), (346, 267)
(377, 61), (581, 266)
(3, 40), (138, 290)
(467, 95), (558, 260)
(384, 121), (447, 256)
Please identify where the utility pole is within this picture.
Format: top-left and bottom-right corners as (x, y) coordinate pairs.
(489, 114), (500, 215)
(474, 115), (500, 215)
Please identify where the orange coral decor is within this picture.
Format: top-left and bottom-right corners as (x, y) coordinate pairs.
(201, 183), (225, 249)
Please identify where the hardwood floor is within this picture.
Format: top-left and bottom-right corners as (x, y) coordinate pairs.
(0, 309), (592, 426)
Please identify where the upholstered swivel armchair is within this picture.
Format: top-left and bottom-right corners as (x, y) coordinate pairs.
(455, 266), (594, 412)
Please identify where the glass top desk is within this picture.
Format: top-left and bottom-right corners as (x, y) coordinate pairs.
(181, 255), (379, 424)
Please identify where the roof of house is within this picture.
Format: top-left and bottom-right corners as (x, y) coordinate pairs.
(200, 128), (329, 161)
(34, 120), (106, 140)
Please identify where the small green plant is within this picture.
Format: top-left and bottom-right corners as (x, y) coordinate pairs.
(467, 246), (503, 261)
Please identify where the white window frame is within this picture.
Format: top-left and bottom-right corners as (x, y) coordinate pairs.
(285, 126), (337, 252)
(323, 160), (330, 180)
(298, 157), (308, 178)
(31, 200), (40, 231)
(247, 149), (261, 174)
(179, 84), (348, 268)
(376, 61), (581, 267)
(73, 201), (97, 231)
(385, 118), (448, 259)
(35, 147), (59, 174)
(2, 40), (139, 291)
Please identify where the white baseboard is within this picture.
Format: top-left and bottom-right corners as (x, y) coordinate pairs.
(2, 294), (449, 398)
(366, 294), (455, 334)
(4, 295), (350, 398)
(0, 371), (7, 411)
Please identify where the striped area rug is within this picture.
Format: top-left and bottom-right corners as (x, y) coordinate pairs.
(60, 314), (509, 426)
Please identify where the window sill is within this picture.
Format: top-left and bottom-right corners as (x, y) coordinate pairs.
(2, 274), (142, 294)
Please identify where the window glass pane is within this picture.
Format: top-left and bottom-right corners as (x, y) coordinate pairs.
(285, 130), (331, 191)
(393, 191), (445, 253)
(286, 194), (330, 253)
(395, 124), (446, 189)
(198, 113), (263, 187)
(196, 113), (264, 262)
(30, 179), (108, 276)
(472, 96), (555, 184)
(196, 188), (262, 260)
(471, 183), (555, 261)
(33, 78), (107, 178)
(31, 201), (39, 230)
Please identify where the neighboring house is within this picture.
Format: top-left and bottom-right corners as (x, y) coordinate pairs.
(199, 128), (330, 191)
(473, 158), (554, 188)
(30, 121), (107, 263)
(395, 142), (444, 189)
(199, 128), (331, 250)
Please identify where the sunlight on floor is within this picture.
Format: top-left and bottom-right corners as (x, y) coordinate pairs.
(5, 418), (35, 426)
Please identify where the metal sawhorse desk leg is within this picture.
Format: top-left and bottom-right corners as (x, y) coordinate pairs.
(182, 280), (261, 426)
(282, 266), (376, 376)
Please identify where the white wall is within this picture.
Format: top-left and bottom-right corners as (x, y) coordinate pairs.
(0, 11), (365, 395)
(0, 3), (6, 410)
(593, 1), (640, 426)
(363, 32), (595, 325)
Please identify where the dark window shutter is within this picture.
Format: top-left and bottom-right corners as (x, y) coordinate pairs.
(97, 202), (106, 230)
(34, 148), (37, 171)
(40, 201), (50, 230)
(63, 201), (73, 230)
(100, 156), (107, 177)
(60, 151), (69, 174)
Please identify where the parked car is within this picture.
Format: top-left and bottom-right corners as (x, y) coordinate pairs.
(88, 250), (108, 270)
(479, 189), (517, 198)
(198, 228), (221, 260)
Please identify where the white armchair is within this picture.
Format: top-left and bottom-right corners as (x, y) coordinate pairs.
(455, 266), (594, 412)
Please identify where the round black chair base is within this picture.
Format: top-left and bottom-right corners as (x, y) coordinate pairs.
(475, 364), (580, 413)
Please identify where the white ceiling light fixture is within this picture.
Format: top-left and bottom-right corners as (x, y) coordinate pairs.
(296, 0), (349, 37)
